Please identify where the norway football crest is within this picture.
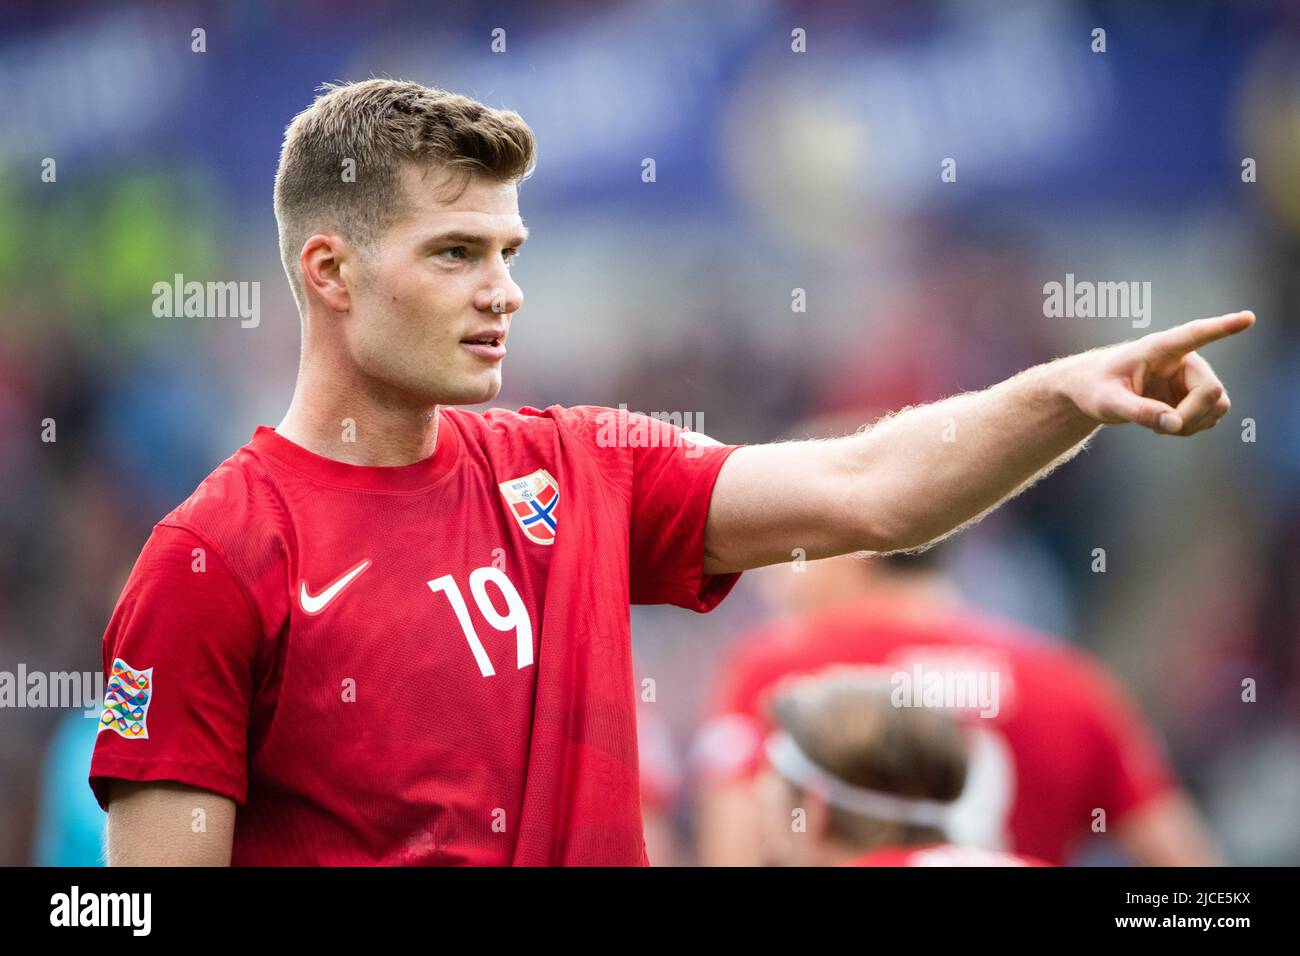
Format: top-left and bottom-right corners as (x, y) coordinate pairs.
(98, 657), (153, 740)
(499, 469), (560, 545)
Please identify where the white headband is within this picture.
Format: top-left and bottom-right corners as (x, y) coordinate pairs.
(763, 731), (954, 830)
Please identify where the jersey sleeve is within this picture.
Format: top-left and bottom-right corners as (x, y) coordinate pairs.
(628, 413), (743, 609)
(89, 522), (264, 811)
(556, 405), (744, 611)
(1078, 664), (1180, 823)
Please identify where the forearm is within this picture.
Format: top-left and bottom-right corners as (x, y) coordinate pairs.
(704, 312), (1249, 574)
(847, 356), (1100, 552)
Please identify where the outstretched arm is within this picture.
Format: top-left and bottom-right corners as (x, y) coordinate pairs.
(703, 311), (1254, 574)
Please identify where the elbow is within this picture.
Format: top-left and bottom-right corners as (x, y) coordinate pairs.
(840, 492), (954, 556)
(838, 482), (928, 555)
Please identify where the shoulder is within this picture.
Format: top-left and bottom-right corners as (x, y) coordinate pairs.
(444, 405), (634, 491)
(977, 615), (1125, 700)
(942, 607), (1142, 721)
(153, 439), (292, 600)
(445, 404), (622, 443)
(932, 605), (1093, 679)
(729, 603), (885, 677)
(713, 615), (818, 702)
(164, 440), (283, 534)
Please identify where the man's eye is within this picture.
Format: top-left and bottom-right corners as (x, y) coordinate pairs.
(438, 247), (468, 261)
(502, 248), (520, 267)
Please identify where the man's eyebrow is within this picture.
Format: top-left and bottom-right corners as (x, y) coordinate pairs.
(424, 227), (529, 247)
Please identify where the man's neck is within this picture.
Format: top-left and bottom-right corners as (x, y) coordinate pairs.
(858, 573), (961, 618)
(275, 361), (442, 467)
(799, 570), (961, 621)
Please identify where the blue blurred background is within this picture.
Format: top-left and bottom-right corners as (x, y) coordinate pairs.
(1, 0), (1298, 865)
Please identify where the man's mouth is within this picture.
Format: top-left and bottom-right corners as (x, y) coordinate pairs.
(460, 330), (507, 361)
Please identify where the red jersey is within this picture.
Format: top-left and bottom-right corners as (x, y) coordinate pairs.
(694, 594), (1177, 864)
(90, 405), (741, 865)
(846, 843), (1050, 867)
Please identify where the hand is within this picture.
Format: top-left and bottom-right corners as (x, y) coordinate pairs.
(1062, 310), (1254, 436)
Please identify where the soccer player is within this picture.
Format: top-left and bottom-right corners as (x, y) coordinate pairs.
(90, 78), (1251, 865)
(693, 552), (1222, 866)
(754, 669), (1049, 867)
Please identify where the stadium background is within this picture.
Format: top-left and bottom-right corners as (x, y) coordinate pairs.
(1, 0), (1298, 865)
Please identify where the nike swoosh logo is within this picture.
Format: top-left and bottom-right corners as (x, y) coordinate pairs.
(299, 559), (372, 615)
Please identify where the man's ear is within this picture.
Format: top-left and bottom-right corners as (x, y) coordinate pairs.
(300, 233), (353, 313)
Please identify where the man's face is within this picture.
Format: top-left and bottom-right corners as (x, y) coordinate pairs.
(344, 164), (527, 406)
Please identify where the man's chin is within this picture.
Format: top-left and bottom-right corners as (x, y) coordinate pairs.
(438, 374), (502, 407)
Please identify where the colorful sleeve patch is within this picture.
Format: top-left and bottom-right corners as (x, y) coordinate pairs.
(98, 658), (153, 739)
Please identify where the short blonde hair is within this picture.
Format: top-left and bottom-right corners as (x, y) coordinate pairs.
(273, 78), (536, 308)
(768, 669), (968, 847)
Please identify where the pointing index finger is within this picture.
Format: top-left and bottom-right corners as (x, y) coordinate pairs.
(1149, 311), (1255, 358)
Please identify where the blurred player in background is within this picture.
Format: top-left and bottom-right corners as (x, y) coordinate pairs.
(756, 669), (1048, 867)
(694, 550), (1222, 866)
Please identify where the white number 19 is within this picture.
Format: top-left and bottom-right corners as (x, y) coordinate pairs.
(427, 567), (533, 677)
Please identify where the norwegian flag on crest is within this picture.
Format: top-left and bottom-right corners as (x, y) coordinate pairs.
(498, 469), (560, 545)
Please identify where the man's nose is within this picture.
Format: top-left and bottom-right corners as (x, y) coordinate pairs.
(476, 264), (523, 316)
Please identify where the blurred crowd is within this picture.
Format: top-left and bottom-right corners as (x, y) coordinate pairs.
(2, 0), (1298, 865)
